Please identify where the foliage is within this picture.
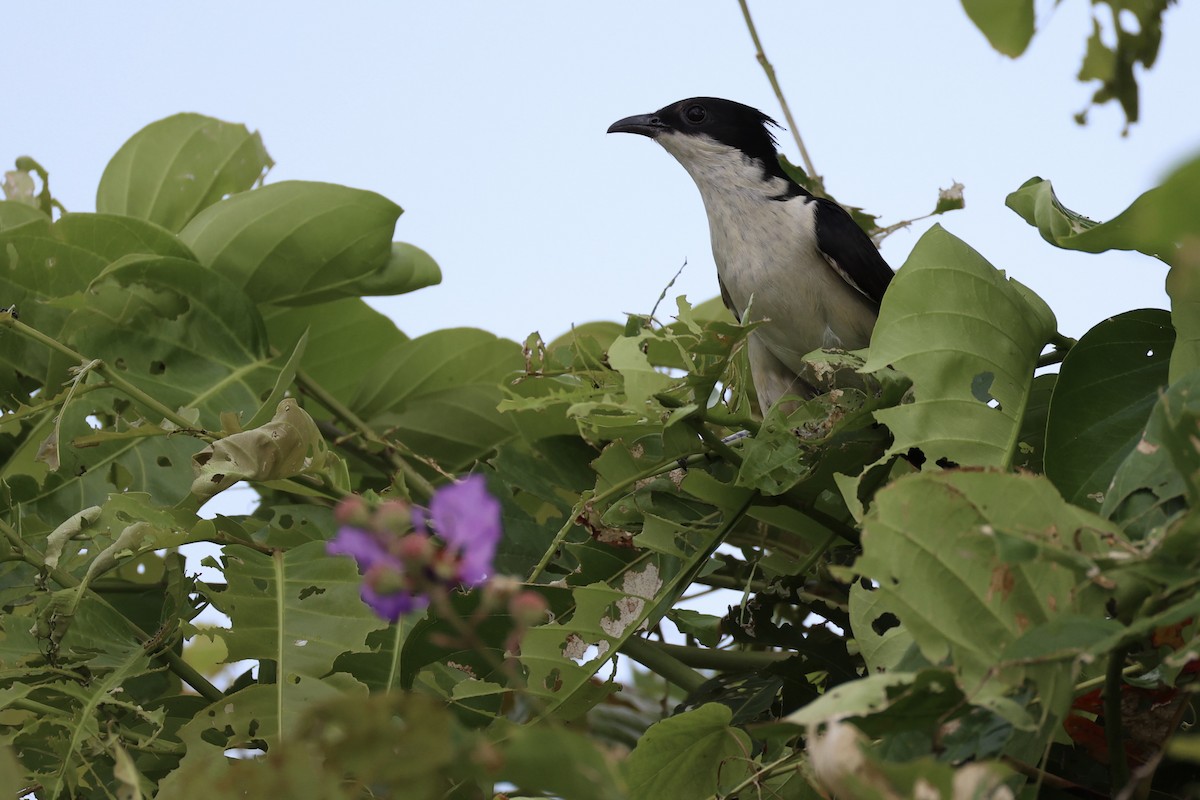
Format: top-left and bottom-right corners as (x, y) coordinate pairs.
(962, 0), (1176, 127)
(1, 13), (1199, 800)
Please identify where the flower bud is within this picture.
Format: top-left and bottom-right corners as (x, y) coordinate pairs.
(334, 494), (371, 527)
(396, 532), (434, 566)
(373, 499), (412, 533)
(508, 589), (549, 627)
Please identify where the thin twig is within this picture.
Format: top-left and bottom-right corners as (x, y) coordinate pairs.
(737, 0), (819, 185)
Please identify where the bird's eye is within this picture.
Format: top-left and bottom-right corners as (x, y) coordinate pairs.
(684, 104), (707, 124)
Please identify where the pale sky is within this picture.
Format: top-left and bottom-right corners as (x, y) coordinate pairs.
(5, 2), (1199, 348)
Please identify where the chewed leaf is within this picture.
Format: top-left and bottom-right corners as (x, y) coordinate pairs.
(863, 225), (1055, 468)
(190, 399), (335, 499)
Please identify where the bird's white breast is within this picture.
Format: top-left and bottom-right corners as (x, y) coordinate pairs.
(657, 132), (876, 375)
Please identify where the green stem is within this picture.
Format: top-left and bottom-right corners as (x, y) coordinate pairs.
(736, 0), (819, 187)
(293, 366), (436, 501)
(12, 697), (70, 717)
(1049, 331), (1077, 350)
(644, 640), (789, 671)
(1105, 645), (1131, 794)
(620, 636), (707, 693)
(1037, 349), (1068, 368)
(710, 752), (798, 800)
(0, 313), (204, 435)
(0, 518), (223, 703)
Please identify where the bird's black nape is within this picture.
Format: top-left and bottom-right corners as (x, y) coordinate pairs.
(651, 97), (801, 191)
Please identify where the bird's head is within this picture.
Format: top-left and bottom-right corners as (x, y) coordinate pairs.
(607, 97), (797, 191)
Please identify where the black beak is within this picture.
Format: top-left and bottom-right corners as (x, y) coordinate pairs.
(607, 113), (668, 138)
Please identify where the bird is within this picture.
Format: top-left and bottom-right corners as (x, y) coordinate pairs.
(607, 97), (894, 412)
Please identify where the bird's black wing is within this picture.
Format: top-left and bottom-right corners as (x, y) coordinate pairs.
(812, 197), (894, 306)
(718, 277), (742, 322)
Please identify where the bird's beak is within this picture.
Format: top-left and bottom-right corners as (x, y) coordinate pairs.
(607, 113), (667, 138)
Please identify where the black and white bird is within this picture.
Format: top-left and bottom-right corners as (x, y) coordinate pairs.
(608, 97), (893, 411)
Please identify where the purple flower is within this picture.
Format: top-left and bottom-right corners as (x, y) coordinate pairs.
(414, 475), (502, 586)
(327, 476), (503, 623)
(327, 526), (427, 621)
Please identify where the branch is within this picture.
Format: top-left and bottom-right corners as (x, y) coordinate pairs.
(619, 636), (707, 693)
(291, 365), (436, 501)
(737, 0), (819, 187)
(642, 639), (790, 671)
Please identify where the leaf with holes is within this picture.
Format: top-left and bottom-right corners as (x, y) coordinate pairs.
(849, 470), (1116, 694)
(863, 225), (1056, 469)
(96, 113), (273, 233)
(201, 541), (386, 680)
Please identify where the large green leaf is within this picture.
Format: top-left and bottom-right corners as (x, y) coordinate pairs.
(0, 217), (110, 394)
(1007, 155), (1200, 380)
(623, 704), (751, 800)
(862, 225), (1056, 468)
(54, 213), (197, 262)
(263, 298), (409, 411)
(0, 200), (49, 232)
(96, 113), (273, 233)
(179, 180), (438, 306)
(850, 471), (1115, 691)
(960, 0), (1035, 57)
(1044, 309), (1173, 508)
(351, 328), (522, 469)
(61, 255), (276, 421)
(202, 542), (386, 685)
(1103, 370), (1200, 537)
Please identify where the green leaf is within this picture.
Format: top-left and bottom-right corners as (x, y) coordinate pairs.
(54, 213), (197, 262)
(1075, 1), (1170, 126)
(850, 471), (1114, 691)
(205, 541), (387, 679)
(495, 722), (626, 800)
(849, 580), (912, 675)
(263, 298), (409, 410)
(608, 333), (673, 406)
(1006, 176), (1170, 259)
(352, 241), (441, 296)
(0, 217), (109, 393)
(1012, 372), (1055, 473)
(1007, 156), (1200, 381)
(1044, 309), (1173, 507)
(863, 225), (1056, 468)
(62, 254), (276, 420)
(96, 113), (273, 232)
(624, 704), (752, 800)
(784, 669), (964, 735)
(960, 0), (1035, 57)
(0, 200), (49, 232)
(667, 608), (723, 647)
(351, 328), (522, 469)
(179, 180), (427, 306)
